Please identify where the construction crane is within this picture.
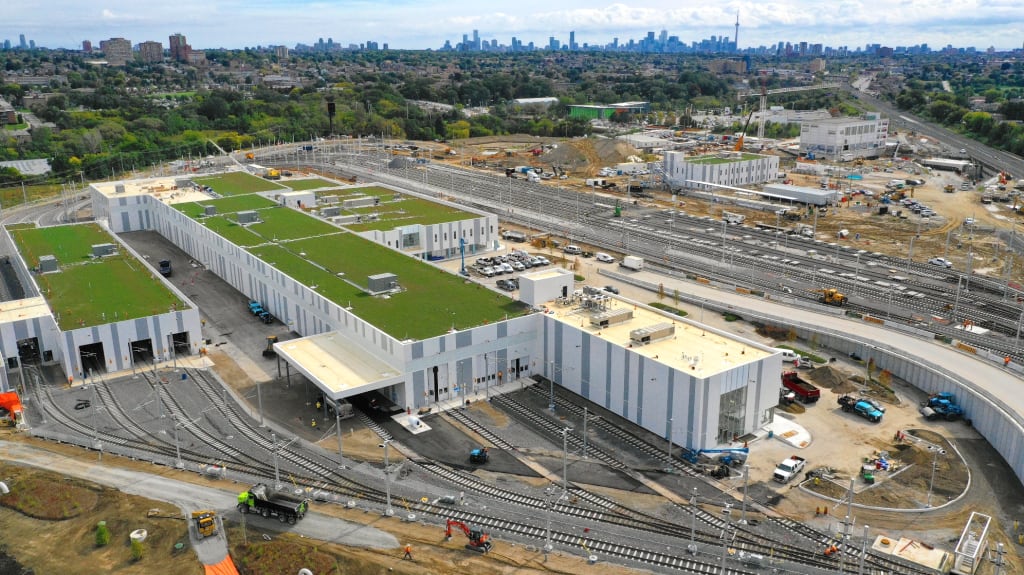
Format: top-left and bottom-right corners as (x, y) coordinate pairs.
(735, 109), (755, 152)
(445, 519), (492, 553)
(736, 80), (842, 142)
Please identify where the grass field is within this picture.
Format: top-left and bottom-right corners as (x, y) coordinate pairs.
(193, 172), (285, 196)
(0, 182), (68, 211)
(286, 178), (336, 191)
(252, 235), (522, 339)
(9, 223), (185, 329)
(174, 194), (277, 218)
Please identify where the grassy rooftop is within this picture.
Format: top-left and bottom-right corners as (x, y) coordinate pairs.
(193, 172), (286, 196)
(174, 194), (277, 218)
(285, 178), (336, 191)
(8, 223), (186, 330)
(687, 152), (764, 165)
(250, 236), (522, 340)
(315, 186), (475, 232)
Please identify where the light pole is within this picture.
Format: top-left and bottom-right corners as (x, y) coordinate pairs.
(379, 439), (394, 516)
(543, 486), (555, 562)
(857, 524), (870, 575)
(582, 406), (589, 459)
(333, 400), (344, 467)
(548, 361), (557, 412)
(926, 446), (942, 507)
(271, 431), (281, 488)
(666, 414), (673, 463)
(561, 427), (573, 494)
(739, 463), (750, 524)
(688, 488), (698, 554)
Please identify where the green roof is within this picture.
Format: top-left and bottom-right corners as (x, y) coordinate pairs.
(170, 190), (521, 339)
(316, 186), (475, 232)
(8, 223), (186, 330)
(686, 152), (764, 165)
(174, 194), (277, 218)
(285, 178), (336, 191)
(193, 172), (287, 196)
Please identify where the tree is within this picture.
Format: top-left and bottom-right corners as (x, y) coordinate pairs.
(95, 522), (110, 547)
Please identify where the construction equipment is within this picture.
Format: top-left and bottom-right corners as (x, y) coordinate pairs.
(263, 168), (281, 180)
(0, 392), (24, 427)
(920, 392), (966, 421)
(682, 447), (749, 466)
(815, 288), (847, 306)
(191, 510), (217, 539)
(245, 152), (255, 160)
(445, 519), (492, 553)
(734, 109), (755, 151)
(469, 447), (489, 464)
(237, 483), (310, 525)
(838, 396), (883, 422)
(263, 336), (279, 358)
(944, 184), (956, 193)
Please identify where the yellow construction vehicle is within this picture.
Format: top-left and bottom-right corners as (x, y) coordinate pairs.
(263, 168), (281, 180)
(192, 510), (217, 539)
(815, 288), (847, 306)
(245, 152), (255, 160)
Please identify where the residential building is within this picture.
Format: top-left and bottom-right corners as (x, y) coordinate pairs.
(99, 37), (132, 66)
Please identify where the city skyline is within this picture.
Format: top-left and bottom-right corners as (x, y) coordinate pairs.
(4, 1), (1024, 53)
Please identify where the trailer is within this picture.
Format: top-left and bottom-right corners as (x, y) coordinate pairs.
(237, 483), (310, 525)
(620, 255), (644, 271)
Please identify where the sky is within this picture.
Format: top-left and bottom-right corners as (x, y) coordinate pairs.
(6, 1), (1024, 52)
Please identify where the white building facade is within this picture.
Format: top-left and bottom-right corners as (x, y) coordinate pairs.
(664, 152), (780, 190)
(799, 112), (889, 161)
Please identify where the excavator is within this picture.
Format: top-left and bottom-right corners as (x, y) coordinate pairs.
(814, 288), (848, 307)
(445, 519), (492, 553)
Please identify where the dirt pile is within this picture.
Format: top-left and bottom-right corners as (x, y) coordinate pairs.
(806, 365), (859, 394)
(541, 138), (638, 175)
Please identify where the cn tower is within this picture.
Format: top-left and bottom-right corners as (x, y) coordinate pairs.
(734, 11), (740, 51)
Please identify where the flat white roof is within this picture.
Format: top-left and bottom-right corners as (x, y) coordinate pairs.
(92, 176), (209, 205)
(273, 331), (403, 399)
(0, 296), (52, 324)
(544, 296), (773, 378)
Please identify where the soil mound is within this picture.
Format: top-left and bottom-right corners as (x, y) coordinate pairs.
(806, 365), (859, 394)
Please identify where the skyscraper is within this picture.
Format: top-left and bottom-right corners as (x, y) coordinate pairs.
(169, 33), (191, 62)
(19, 34), (26, 49)
(569, 31), (576, 51)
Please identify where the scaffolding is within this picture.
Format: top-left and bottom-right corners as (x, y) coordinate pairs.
(951, 511), (990, 575)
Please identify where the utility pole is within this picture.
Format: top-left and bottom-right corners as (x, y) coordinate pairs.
(380, 439), (394, 516)
(561, 427), (573, 494)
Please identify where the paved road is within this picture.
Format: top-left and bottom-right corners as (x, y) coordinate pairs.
(0, 440), (399, 559)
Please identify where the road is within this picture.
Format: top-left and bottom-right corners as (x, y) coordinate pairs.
(850, 82), (1024, 180)
(0, 440), (399, 557)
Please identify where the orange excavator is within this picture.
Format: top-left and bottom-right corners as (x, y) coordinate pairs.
(445, 519), (492, 553)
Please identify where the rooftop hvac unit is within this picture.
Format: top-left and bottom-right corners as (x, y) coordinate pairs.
(203, 205), (217, 216)
(38, 254), (58, 273)
(237, 210), (259, 224)
(332, 214), (361, 225)
(367, 273), (398, 294)
(91, 243), (117, 257)
(590, 308), (633, 328)
(342, 196), (377, 209)
(321, 195), (340, 205)
(629, 322), (675, 345)
(114, 184), (126, 194)
(320, 206), (341, 218)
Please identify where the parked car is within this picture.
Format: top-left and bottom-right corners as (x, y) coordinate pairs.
(595, 252), (615, 263)
(511, 261), (525, 272)
(496, 279), (516, 291)
(500, 262), (514, 274)
(603, 285), (620, 295)
(928, 257), (953, 268)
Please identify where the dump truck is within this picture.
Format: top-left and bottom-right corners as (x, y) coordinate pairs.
(837, 396), (883, 422)
(815, 288), (847, 306)
(781, 372), (820, 403)
(773, 455), (807, 483)
(237, 483), (310, 524)
(192, 510), (217, 539)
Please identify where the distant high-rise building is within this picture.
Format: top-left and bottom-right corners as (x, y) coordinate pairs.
(473, 29), (480, 50)
(274, 45), (289, 60)
(29, 40), (35, 49)
(169, 33), (191, 62)
(138, 41), (163, 63)
(19, 34), (26, 49)
(569, 31), (576, 51)
(82, 40), (92, 53)
(99, 37), (132, 66)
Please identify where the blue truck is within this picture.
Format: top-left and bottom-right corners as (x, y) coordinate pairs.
(838, 396), (883, 422)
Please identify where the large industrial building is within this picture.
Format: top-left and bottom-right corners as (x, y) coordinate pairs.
(0, 169), (782, 452)
(799, 112), (889, 161)
(663, 151), (780, 190)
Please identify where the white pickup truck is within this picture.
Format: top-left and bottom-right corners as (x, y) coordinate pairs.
(773, 455), (807, 483)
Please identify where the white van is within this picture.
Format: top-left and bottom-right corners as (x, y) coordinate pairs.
(775, 349), (802, 362)
(595, 252), (614, 263)
(563, 245), (582, 255)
